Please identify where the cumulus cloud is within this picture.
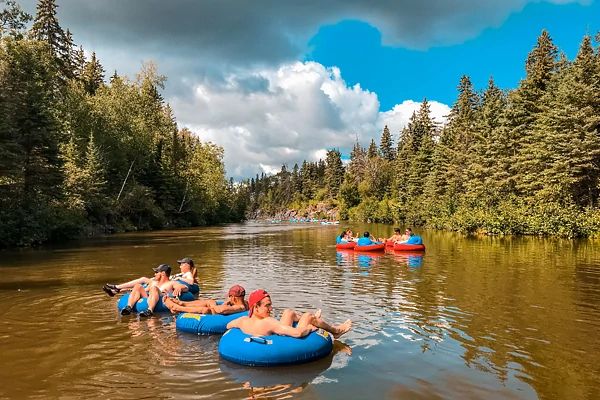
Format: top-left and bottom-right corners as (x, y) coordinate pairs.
(170, 62), (450, 178)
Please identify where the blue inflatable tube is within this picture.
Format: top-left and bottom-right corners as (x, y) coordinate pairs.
(176, 310), (249, 335)
(176, 280), (199, 294)
(218, 327), (334, 366)
(117, 291), (195, 313)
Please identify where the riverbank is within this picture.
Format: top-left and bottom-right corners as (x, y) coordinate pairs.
(251, 196), (600, 238)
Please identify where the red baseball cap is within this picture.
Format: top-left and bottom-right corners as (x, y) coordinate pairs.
(226, 284), (246, 298)
(248, 289), (269, 317)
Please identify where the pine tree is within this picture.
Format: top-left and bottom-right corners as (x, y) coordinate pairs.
(443, 76), (478, 195)
(61, 28), (75, 79)
(109, 69), (119, 84)
(367, 139), (378, 159)
(82, 51), (105, 95)
(349, 138), (367, 183)
(379, 125), (395, 161)
(507, 29), (558, 198)
(30, 0), (69, 80)
(60, 137), (85, 209)
(73, 45), (86, 80)
(325, 149), (345, 198)
(83, 133), (106, 197)
(536, 34), (600, 206)
(466, 77), (506, 199)
(300, 160), (313, 199)
(2, 39), (63, 198)
(292, 163), (301, 195)
(30, 0), (64, 48)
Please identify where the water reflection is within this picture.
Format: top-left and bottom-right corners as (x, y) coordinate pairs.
(2, 223), (600, 399)
(393, 251), (424, 268)
(220, 341), (351, 399)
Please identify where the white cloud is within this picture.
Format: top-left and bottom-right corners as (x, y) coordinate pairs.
(378, 100), (451, 131)
(170, 62), (450, 178)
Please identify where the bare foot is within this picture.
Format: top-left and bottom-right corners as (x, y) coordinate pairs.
(314, 309), (322, 319)
(333, 319), (352, 339)
(169, 297), (186, 306)
(162, 296), (179, 314)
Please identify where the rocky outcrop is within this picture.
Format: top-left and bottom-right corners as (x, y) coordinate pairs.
(247, 202), (339, 221)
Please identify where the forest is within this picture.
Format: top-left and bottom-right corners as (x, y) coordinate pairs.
(0, 0), (249, 247)
(3, 0), (600, 248)
(244, 30), (600, 238)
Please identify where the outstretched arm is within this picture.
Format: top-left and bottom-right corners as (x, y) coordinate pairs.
(211, 303), (246, 315)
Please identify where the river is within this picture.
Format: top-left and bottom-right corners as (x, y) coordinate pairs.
(0, 222), (599, 399)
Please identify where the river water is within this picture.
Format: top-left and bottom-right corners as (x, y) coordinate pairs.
(1, 222), (599, 399)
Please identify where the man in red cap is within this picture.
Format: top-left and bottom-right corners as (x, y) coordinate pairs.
(226, 289), (352, 339)
(163, 284), (248, 315)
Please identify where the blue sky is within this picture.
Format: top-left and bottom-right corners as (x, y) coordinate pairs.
(308, 1), (598, 110)
(31, 0), (600, 178)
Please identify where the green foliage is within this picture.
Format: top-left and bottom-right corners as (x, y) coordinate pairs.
(325, 149), (344, 198)
(5, 12), (600, 246)
(243, 28), (600, 239)
(0, 4), (246, 247)
(0, 0), (31, 38)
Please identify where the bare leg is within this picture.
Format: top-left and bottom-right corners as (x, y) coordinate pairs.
(116, 277), (151, 290)
(297, 312), (352, 339)
(176, 299), (216, 307)
(127, 284), (149, 307)
(146, 286), (160, 312)
(280, 309), (302, 326)
(163, 296), (214, 314)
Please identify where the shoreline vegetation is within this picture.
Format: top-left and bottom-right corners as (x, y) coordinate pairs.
(242, 31), (600, 239)
(0, 0), (249, 248)
(2, 1), (600, 249)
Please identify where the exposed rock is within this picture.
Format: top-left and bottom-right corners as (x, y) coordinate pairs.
(246, 202), (339, 221)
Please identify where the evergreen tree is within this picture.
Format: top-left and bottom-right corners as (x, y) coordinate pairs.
(349, 138), (366, 183)
(379, 125), (395, 161)
(405, 99), (435, 199)
(300, 160), (314, 199)
(82, 51), (105, 95)
(443, 76), (478, 195)
(536, 34), (600, 206)
(367, 138), (378, 159)
(507, 29), (558, 198)
(30, 0), (69, 80)
(475, 76), (508, 197)
(82, 132), (106, 202)
(73, 45), (86, 80)
(291, 163), (301, 194)
(60, 136), (85, 209)
(325, 149), (345, 198)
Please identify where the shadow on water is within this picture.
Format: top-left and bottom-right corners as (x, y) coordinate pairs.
(219, 340), (351, 399)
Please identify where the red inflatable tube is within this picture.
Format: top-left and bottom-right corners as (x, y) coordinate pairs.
(354, 243), (385, 252)
(393, 243), (425, 252)
(335, 242), (356, 250)
(385, 241), (394, 247)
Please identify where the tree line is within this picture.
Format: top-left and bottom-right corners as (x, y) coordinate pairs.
(0, 0), (248, 247)
(244, 30), (600, 238)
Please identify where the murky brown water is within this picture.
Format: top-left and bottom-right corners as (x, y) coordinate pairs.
(1, 223), (600, 399)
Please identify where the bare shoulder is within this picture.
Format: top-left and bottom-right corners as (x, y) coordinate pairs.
(227, 315), (247, 328)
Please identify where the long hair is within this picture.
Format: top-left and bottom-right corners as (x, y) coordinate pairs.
(191, 266), (199, 284)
